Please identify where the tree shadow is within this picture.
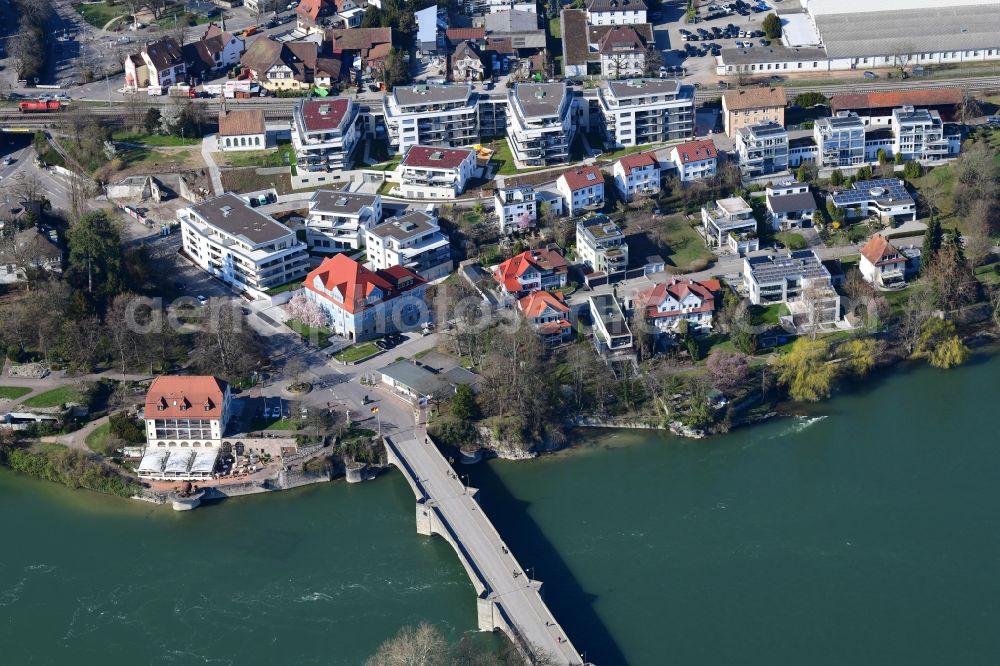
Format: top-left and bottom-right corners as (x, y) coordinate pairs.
(466, 460), (628, 665)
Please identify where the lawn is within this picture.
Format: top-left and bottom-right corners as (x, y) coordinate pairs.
(548, 16), (561, 39)
(85, 421), (114, 455)
(659, 215), (716, 272)
(377, 180), (398, 196)
(601, 144), (654, 161)
(369, 154), (402, 171)
(74, 1), (124, 29)
(113, 132), (201, 147)
(975, 262), (1000, 287)
(265, 417), (300, 431)
(334, 341), (381, 363)
(215, 141), (296, 168)
(286, 319), (334, 347)
(751, 303), (790, 327)
(775, 231), (808, 250)
(489, 139), (546, 176)
(0, 386), (31, 400)
(22, 385), (84, 409)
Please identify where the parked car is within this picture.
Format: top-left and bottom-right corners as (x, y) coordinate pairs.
(863, 70), (877, 80)
(759, 39), (770, 46)
(985, 115), (1000, 126)
(196, 294), (208, 304)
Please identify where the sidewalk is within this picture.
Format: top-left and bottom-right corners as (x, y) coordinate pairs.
(200, 136), (224, 195)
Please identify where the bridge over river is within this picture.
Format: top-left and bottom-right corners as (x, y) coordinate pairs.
(384, 431), (586, 665)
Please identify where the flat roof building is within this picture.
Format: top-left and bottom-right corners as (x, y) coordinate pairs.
(814, 112), (866, 168)
(291, 98), (362, 174)
(507, 82), (574, 166)
(829, 178), (917, 224)
(382, 83), (479, 154)
(701, 196), (759, 256)
(736, 120), (789, 178)
(365, 210), (453, 281)
(577, 214), (628, 278)
(597, 78), (694, 149)
(303, 190), (382, 253)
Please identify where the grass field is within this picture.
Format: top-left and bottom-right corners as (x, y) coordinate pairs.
(975, 262), (1000, 287)
(113, 132), (201, 147)
(751, 303), (790, 327)
(23, 385), (83, 409)
(0, 386), (31, 400)
(659, 215), (716, 272)
(265, 417), (300, 431)
(334, 341), (381, 363)
(215, 141), (295, 168)
(85, 421), (114, 455)
(286, 320), (334, 348)
(74, 1), (123, 29)
(490, 139), (546, 176)
(775, 231), (808, 250)
(548, 16), (561, 39)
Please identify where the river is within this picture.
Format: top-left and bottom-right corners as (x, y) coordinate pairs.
(3, 355), (1000, 665)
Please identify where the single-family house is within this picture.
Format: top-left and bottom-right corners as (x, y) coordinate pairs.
(613, 152), (659, 202)
(182, 24), (245, 79)
(240, 38), (337, 91)
(765, 181), (816, 230)
(669, 139), (718, 182)
(518, 290), (573, 346)
(702, 196), (759, 255)
(859, 234), (920, 289)
(451, 40), (486, 81)
(635, 277), (719, 335)
(557, 165), (605, 216)
(493, 247), (568, 298)
(0, 227), (63, 284)
(494, 186), (537, 234)
(124, 37), (186, 91)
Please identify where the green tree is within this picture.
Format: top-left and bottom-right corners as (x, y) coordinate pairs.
(913, 317), (969, 369)
(921, 217), (943, 273)
(903, 160), (922, 180)
(449, 383), (478, 421)
(876, 149), (888, 165)
(776, 337), (834, 402)
(143, 107), (162, 135)
(380, 48), (410, 91)
(829, 169), (844, 187)
(855, 166), (873, 181)
(811, 208), (825, 228)
(68, 211), (123, 297)
(793, 92), (828, 108)
(762, 13), (782, 39)
(839, 338), (879, 377)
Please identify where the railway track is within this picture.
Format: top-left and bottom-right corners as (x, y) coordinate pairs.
(693, 74), (1000, 101)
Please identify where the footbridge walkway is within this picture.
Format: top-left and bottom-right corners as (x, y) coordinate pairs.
(384, 430), (586, 665)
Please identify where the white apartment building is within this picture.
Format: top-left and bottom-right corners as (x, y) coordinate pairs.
(365, 210), (454, 281)
(737, 120), (790, 178)
(891, 106), (949, 162)
(291, 98), (362, 175)
(613, 152), (659, 202)
(557, 165), (605, 216)
(814, 112), (866, 168)
(507, 82), (575, 166)
(577, 214), (628, 277)
(494, 186), (537, 234)
(589, 293), (633, 358)
(382, 83), (479, 154)
(597, 78), (694, 149)
(304, 190), (382, 253)
(701, 196), (759, 255)
(744, 250), (840, 326)
(765, 181), (817, 230)
(668, 139), (718, 182)
(178, 193), (309, 295)
(586, 0), (647, 25)
(395, 145), (477, 200)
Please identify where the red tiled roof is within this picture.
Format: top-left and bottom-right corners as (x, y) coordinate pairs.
(536, 320), (572, 335)
(518, 290), (569, 318)
(723, 87), (786, 111)
(218, 109), (265, 136)
(304, 254), (425, 314)
(831, 88), (963, 115)
(299, 98), (351, 132)
(617, 151), (658, 175)
(597, 26), (645, 54)
(638, 279), (716, 319)
(144, 376), (227, 420)
(402, 145), (475, 170)
(559, 165), (604, 191)
(494, 248), (568, 294)
(672, 139), (717, 164)
(447, 27), (486, 41)
(860, 234), (902, 267)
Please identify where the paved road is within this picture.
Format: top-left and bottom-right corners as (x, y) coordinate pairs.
(390, 431), (585, 665)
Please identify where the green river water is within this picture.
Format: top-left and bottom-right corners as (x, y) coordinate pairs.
(3, 354), (1000, 665)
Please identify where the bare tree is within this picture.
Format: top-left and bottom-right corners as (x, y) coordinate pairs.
(366, 622), (448, 666)
(897, 282), (935, 354)
(889, 42), (914, 79)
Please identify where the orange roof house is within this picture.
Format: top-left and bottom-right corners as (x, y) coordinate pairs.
(493, 248), (569, 295)
(636, 278), (718, 331)
(144, 376), (229, 421)
(518, 290), (572, 343)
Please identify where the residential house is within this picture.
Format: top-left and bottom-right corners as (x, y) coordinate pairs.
(137, 375), (232, 481)
(0, 227), (62, 284)
(217, 109), (266, 152)
(613, 152), (659, 202)
(240, 38), (337, 91)
(743, 250), (840, 327)
(507, 82), (575, 166)
(124, 37), (186, 91)
(395, 145), (477, 200)
(304, 253), (428, 342)
(382, 83), (479, 154)
(765, 181), (817, 230)
(635, 277), (719, 336)
(701, 196), (759, 255)
(598, 26), (648, 79)
(829, 178), (916, 225)
(830, 88), (963, 126)
(577, 214), (628, 277)
(492, 247), (568, 298)
(365, 210), (453, 281)
(859, 233), (921, 288)
(736, 120), (789, 178)
(669, 138), (718, 182)
(556, 165), (605, 216)
(891, 106), (949, 162)
(814, 112), (866, 168)
(296, 0), (345, 34)
(483, 10), (546, 51)
(589, 293), (633, 357)
(518, 290), (573, 346)
(304, 190), (382, 253)
(182, 24), (244, 80)
(494, 186), (537, 234)
(177, 193), (310, 295)
(722, 87), (786, 138)
(291, 98), (362, 174)
(586, 0), (647, 25)
(327, 27), (393, 75)
(445, 27), (486, 45)
(451, 40), (486, 81)
(597, 78), (695, 149)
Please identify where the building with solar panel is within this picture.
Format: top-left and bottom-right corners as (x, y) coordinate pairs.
(743, 250), (841, 328)
(736, 121), (789, 178)
(828, 179), (917, 225)
(716, 0), (1000, 76)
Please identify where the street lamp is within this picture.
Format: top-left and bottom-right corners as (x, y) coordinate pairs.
(526, 566), (534, 582)
(461, 474), (469, 492)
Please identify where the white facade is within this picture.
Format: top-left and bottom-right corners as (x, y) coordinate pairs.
(304, 190), (382, 253)
(587, 8), (647, 25)
(814, 113), (866, 168)
(292, 98), (362, 174)
(702, 196), (759, 255)
(891, 107), (949, 162)
(600, 48), (646, 79)
(556, 169), (605, 216)
(597, 79), (695, 148)
(365, 211), (454, 281)
(395, 146), (477, 200)
(737, 121), (790, 178)
(382, 84), (479, 154)
(577, 215), (628, 276)
(669, 140), (718, 182)
(613, 156), (659, 202)
(507, 83), (575, 166)
(494, 186), (537, 234)
(765, 182), (817, 231)
(178, 193), (309, 295)
(743, 250), (840, 325)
